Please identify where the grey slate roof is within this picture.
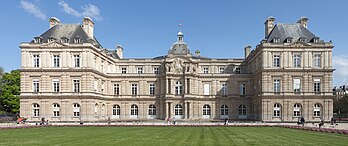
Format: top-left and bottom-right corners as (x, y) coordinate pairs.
(168, 41), (191, 55)
(32, 24), (102, 48)
(266, 24), (317, 43)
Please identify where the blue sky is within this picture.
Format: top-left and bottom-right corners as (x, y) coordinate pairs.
(0, 0), (347, 86)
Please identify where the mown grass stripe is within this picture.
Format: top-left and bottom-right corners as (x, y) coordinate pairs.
(0, 126), (347, 146)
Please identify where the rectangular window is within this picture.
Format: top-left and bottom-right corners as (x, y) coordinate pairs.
(314, 54), (321, 68)
(149, 84), (155, 95)
(204, 84), (210, 95)
(121, 67), (127, 74)
(203, 67), (209, 74)
(273, 55), (280, 67)
(33, 109), (39, 117)
(114, 84), (120, 95)
(240, 84), (246, 95)
(293, 79), (301, 93)
(73, 55), (80, 67)
(33, 54), (40, 67)
(53, 79), (60, 92)
(219, 67), (225, 74)
(53, 55), (60, 68)
(273, 79), (281, 94)
(137, 67), (143, 74)
(293, 54), (301, 68)
(235, 67), (241, 74)
(314, 79), (321, 93)
(73, 79), (80, 93)
(33, 80), (39, 92)
(222, 83), (227, 95)
(153, 67), (159, 74)
(131, 84), (138, 95)
(73, 112), (80, 117)
(53, 111), (60, 117)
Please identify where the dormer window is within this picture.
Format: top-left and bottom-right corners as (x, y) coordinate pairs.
(299, 37), (307, 43)
(61, 37), (69, 43)
(48, 37), (55, 43)
(34, 37), (42, 43)
(74, 38), (82, 43)
(285, 37), (292, 43)
(312, 37), (320, 43)
(273, 37), (280, 43)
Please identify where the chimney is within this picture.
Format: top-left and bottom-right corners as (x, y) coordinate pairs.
(264, 16), (275, 38)
(297, 17), (308, 28)
(195, 50), (201, 57)
(83, 17), (94, 38)
(49, 17), (60, 28)
(244, 46), (251, 59)
(116, 45), (123, 59)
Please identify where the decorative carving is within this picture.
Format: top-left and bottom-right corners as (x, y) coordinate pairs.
(43, 42), (64, 47)
(287, 42), (310, 47)
(166, 58), (184, 73)
(191, 63), (198, 74)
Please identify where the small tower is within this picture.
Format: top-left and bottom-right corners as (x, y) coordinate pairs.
(49, 17), (60, 28)
(116, 45), (123, 59)
(177, 31), (184, 42)
(264, 16), (276, 38)
(297, 17), (309, 28)
(83, 17), (94, 38)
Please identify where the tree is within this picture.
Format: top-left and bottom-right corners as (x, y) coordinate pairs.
(0, 70), (20, 113)
(0, 67), (3, 79)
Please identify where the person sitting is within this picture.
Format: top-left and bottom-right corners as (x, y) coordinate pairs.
(318, 120), (324, 128)
(40, 117), (45, 125)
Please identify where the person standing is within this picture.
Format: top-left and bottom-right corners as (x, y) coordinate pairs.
(300, 117), (305, 126)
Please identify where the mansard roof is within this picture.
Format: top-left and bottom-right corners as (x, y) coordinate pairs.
(266, 23), (317, 43)
(32, 24), (102, 48)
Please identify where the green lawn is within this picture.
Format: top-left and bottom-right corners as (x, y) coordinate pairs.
(0, 126), (347, 146)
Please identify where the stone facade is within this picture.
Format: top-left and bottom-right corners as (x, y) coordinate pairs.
(20, 17), (334, 122)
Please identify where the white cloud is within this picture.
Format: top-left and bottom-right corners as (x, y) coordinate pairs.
(81, 4), (102, 21)
(20, 0), (47, 20)
(58, 1), (81, 17)
(333, 55), (348, 86)
(58, 1), (102, 21)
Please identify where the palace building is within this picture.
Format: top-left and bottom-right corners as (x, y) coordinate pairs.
(19, 16), (334, 122)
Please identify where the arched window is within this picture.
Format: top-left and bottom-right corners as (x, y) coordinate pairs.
(73, 103), (80, 117)
(293, 103), (301, 117)
(221, 105), (228, 116)
(175, 81), (183, 95)
(112, 104), (120, 115)
(273, 103), (281, 117)
(94, 103), (98, 115)
(52, 103), (60, 117)
(238, 105), (246, 115)
(33, 103), (40, 117)
(174, 104), (183, 115)
(314, 103), (321, 117)
(203, 104), (211, 115)
(148, 104), (156, 116)
(131, 104), (138, 115)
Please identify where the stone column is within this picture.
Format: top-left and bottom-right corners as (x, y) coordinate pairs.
(186, 102), (190, 119)
(211, 101), (215, 119)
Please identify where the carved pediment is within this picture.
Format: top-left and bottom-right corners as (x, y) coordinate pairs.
(286, 42), (311, 48)
(42, 41), (66, 48)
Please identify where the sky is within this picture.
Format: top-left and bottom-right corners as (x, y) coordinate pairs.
(0, 0), (347, 86)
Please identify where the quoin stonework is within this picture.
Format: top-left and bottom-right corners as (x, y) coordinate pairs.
(19, 16), (334, 123)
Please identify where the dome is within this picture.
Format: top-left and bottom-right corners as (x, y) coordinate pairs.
(177, 31), (183, 36)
